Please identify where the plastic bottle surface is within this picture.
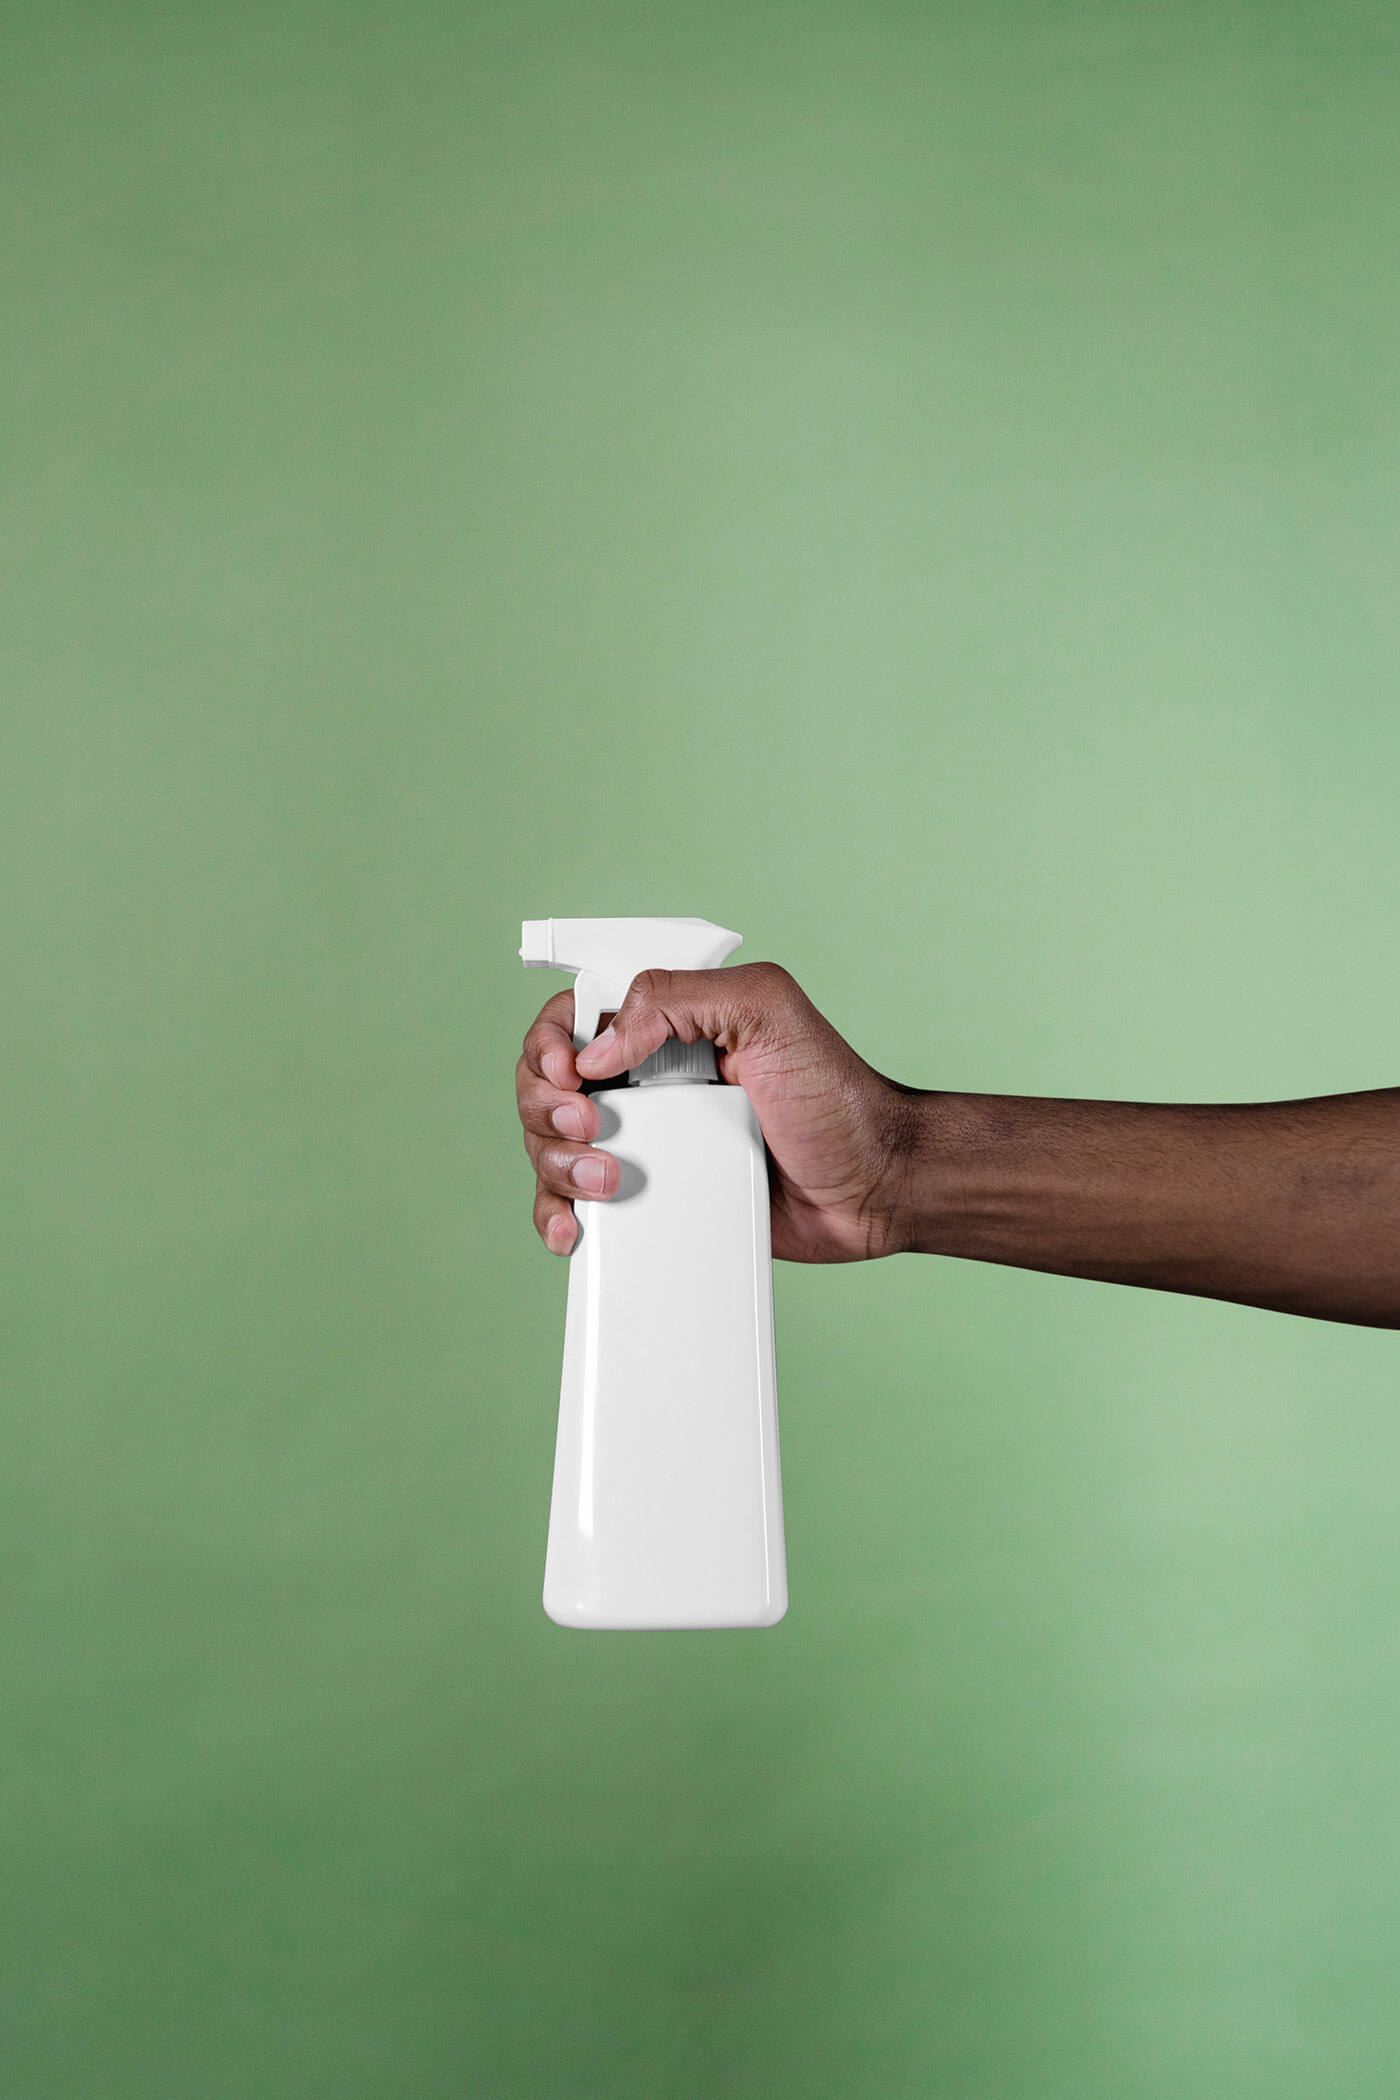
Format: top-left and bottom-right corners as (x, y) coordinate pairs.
(520, 917), (787, 1629)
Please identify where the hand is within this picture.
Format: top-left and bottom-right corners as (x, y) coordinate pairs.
(515, 962), (921, 1262)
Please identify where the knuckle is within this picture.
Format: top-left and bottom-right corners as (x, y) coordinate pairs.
(525, 1001), (568, 1052)
(544, 1143), (577, 1188)
(627, 967), (670, 1008)
(517, 1069), (548, 1114)
(750, 960), (798, 1012)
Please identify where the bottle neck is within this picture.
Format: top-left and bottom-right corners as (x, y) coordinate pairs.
(628, 1040), (719, 1087)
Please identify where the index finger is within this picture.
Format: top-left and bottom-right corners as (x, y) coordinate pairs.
(520, 988), (582, 1093)
(575, 961), (796, 1082)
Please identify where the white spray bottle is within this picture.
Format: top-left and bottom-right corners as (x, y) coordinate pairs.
(520, 916), (787, 1629)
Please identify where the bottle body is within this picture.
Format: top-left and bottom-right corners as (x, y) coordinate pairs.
(544, 1082), (786, 1629)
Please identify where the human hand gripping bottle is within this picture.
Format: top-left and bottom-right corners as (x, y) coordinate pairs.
(520, 918), (787, 1628)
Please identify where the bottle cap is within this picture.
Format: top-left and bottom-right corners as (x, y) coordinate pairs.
(629, 1039), (719, 1086)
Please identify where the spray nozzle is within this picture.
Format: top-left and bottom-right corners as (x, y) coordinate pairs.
(519, 916), (743, 1053)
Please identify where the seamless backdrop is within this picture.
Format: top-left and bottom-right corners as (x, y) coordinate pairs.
(4, 3), (1400, 2096)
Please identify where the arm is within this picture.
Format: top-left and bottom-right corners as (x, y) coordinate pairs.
(515, 963), (1400, 1329)
(896, 1087), (1400, 1328)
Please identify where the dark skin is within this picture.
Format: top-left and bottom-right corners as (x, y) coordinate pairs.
(516, 962), (1400, 1329)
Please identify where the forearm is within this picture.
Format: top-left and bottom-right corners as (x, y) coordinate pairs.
(896, 1088), (1400, 1328)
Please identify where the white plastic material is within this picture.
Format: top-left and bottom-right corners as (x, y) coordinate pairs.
(630, 1037), (719, 1085)
(520, 916), (742, 1048)
(520, 914), (787, 1629)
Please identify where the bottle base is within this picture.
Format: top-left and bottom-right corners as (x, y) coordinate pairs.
(543, 1589), (788, 1631)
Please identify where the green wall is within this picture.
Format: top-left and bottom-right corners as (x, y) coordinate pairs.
(4, 4), (1400, 2093)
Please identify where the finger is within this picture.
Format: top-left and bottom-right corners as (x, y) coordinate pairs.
(534, 1187), (579, 1256)
(575, 961), (796, 1082)
(528, 1135), (621, 1202)
(520, 989), (583, 1093)
(516, 1063), (602, 1143)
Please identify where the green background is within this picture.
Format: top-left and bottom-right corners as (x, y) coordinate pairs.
(4, 2), (1399, 2093)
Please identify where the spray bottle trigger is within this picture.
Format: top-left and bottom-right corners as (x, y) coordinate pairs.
(571, 970), (622, 1052)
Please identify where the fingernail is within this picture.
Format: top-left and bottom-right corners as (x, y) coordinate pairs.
(552, 1103), (585, 1137)
(577, 1025), (616, 1066)
(547, 1212), (577, 1253)
(543, 1052), (568, 1088)
(572, 1154), (609, 1195)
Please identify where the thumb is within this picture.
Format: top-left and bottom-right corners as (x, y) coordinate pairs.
(574, 963), (787, 1082)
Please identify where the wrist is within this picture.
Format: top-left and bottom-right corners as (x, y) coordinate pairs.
(873, 1085), (977, 1258)
(881, 1087), (1027, 1260)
